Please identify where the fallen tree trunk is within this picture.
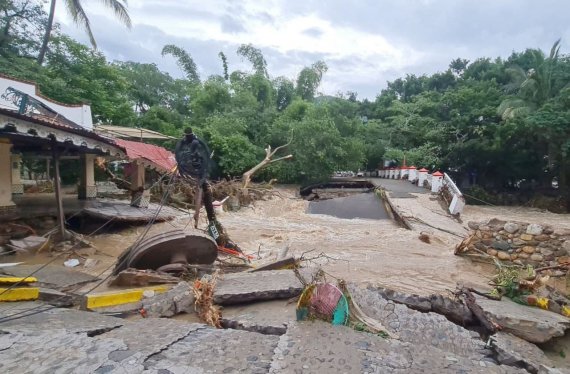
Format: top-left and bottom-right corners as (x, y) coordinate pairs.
(242, 142), (292, 189)
(456, 287), (501, 334)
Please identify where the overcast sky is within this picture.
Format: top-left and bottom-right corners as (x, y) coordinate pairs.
(54, 0), (570, 99)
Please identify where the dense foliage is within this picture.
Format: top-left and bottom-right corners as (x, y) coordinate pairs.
(1, 0), (569, 208)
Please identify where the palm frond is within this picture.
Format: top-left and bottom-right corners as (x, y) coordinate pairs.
(497, 97), (529, 119)
(100, 0), (132, 28)
(65, 0), (96, 48)
(550, 38), (561, 60)
(162, 44), (200, 83)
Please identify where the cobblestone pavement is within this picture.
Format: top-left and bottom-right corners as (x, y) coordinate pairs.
(0, 292), (539, 374)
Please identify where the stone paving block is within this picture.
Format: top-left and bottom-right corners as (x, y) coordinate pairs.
(0, 303), (124, 334)
(0, 329), (126, 374)
(269, 321), (520, 374)
(475, 296), (570, 344)
(492, 331), (554, 373)
(221, 300), (294, 335)
(348, 283), (490, 359)
(93, 319), (206, 371)
(0, 264), (97, 290)
(144, 326), (280, 373)
(214, 268), (313, 305)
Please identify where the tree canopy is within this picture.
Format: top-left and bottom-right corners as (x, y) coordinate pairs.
(1, 0), (569, 208)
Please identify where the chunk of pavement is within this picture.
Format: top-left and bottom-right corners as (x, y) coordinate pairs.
(94, 318), (205, 369)
(8, 236), (48, 252)
(270, 321), (520, 373)
(38, 287), (75, 307)
(0, 329), (127, 374)
(250, 257), (296, 272)
(221, 300), (294, 335)
(0, 302), (124, 334)
(109, 268), (180, 287)
(372, 286), (432, 312)
(475, 296), (570, 343)
(141, 281), (194, 318)
(0, 264), (97, 290)
(214, 268), (313, 305)
(347, 283), (490, 359)
(144, 324), (280, 373)
(492, 332), (554, 374)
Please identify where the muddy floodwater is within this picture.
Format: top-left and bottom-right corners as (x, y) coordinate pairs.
(307, 193), (389, 220)
(12, 185), (569, 298)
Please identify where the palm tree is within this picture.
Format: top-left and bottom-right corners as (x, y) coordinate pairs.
(37, 0), (131, 65)
(498, 39), (562, 119)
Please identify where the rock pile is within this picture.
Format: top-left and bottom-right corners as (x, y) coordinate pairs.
(457, 218), (570, 269)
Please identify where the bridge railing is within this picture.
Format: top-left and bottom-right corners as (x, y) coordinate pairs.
(375, 167), (465, 215)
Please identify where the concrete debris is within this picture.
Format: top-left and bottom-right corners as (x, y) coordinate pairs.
(348, 283), (490, 359)
(220, 300), (294, 335)
(0, 264), (97, 290)
(38, 287), (75, 307)
(214, 268), (313, 305)
(251, 257), (296, 272)
(7, 235), (47, 252)
(141, 281), (195, 318)
(475, 295), (570, 343)
(109, 268), (180, 287)
(83, 258), (99, 268)
(0, 302), (124, 334)
(363, 285), (475, 326)
(492, 332), (554, 374)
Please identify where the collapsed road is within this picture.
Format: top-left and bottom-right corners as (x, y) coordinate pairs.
(0, 179), (569, 373)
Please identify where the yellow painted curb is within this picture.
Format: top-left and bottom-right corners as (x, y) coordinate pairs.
(83, 286), (169, 310)
(0, 287), (39, 301)
(0, 277), (38, 284)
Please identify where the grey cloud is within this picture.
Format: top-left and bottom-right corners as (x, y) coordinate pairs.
(59, 1), (570, 99)
(302, 27), (324, 38)
(221, 15), (246, 34)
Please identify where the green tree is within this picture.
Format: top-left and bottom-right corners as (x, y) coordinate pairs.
(161, 44), (200, 84)
(296, 60), (328, 101)
(237, 43), (268, 77)
(37, 0), (131, 65)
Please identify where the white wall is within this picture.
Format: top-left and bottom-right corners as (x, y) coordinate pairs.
(0, 76), (93, 130)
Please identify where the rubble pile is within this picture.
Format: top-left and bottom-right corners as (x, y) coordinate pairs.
(456, 218), (570, 270)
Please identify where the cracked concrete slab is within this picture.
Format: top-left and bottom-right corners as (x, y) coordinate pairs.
(475, 296), (570, 344)
(270, 321), (520, 373)
(348, 283), (490, 359)
(492, 332), (555, 373)
(214, 268), (312, 305)
(221, 300), (294, 335)
(144, 326), (280, 373)
(0, 302), (124, 334)
(93, 319), (205, 371)
(0, 264), (97, 290)
(0, 329), (126, 374)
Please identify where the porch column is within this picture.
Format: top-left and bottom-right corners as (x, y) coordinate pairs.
(78, 154), (97, 200)
(129, 161), (149, 208)
(0, 141), (16, 212)
(11, 153), (23, 195)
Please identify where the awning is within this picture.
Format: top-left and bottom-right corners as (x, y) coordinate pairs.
(95, 125), (177, 140)
(114, 139), (176, 173)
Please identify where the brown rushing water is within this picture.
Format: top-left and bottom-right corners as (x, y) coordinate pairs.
(8, 186), (568, 297)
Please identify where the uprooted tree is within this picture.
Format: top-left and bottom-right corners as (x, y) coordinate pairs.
(242, 142), (293, 189)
